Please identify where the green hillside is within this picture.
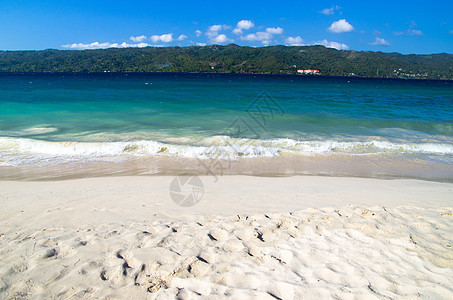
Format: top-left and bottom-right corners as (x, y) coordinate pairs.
(1, 44), (452, 79)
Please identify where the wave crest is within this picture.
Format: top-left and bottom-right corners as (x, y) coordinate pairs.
(0, 136), (452, 166)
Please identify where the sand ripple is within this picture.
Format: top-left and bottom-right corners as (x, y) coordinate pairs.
(1, 205), (453, 299)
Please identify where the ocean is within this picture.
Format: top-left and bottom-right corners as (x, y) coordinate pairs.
(0, 72), (452, 181)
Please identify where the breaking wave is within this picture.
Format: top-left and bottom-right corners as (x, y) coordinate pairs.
(1, 135), (453, 166)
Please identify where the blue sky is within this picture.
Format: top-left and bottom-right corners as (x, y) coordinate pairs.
(1, 0), (452, 54)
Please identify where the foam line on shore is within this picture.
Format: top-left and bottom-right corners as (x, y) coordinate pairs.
(1, 136), (452, 166)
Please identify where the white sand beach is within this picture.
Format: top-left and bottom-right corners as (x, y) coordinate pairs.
(1, 176), (453, 299)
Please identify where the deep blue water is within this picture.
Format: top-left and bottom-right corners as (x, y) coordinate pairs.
(0, 72), (452, 168)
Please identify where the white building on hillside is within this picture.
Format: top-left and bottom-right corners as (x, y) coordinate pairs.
(297, 69), (320, 75)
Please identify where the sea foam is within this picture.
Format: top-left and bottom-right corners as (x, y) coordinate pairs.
(1, 136), (453, 166)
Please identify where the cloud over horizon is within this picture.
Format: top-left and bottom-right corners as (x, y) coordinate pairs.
(150, 33), (173, 43)
(285, 36), (304, 46)
(233, 20), (254, 34)
(61, 19), (364, 51)
(130, 35), (147, 42)
(371, 37), (391, 46)
(206, 25), (233, 44)
(240, 27), (283, 45)
(328, 19), (354, 33)
(211, 34), (232, 44)
(62, 42), (150, 50)
(315, 39), (349, 50)
(4, 0), (451, 55)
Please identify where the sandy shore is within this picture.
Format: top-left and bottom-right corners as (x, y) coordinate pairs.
(1, 176), (453, 299)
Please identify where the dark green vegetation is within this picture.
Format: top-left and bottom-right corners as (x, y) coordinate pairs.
(1, 44), (452, 79)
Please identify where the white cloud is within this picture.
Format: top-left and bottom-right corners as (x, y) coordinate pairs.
(62, 41), (150, 50)
(409, 29), (423, 36)
(177, 34), (187, 41)
(207, 24), (225, 39)
(62, 42), (112, 49)
(240, 27), (284, 45)
(266, 27), (283, 34)
(127, 42), (149, 48)
(285, 36), (304, 46)
(160, 33), (173, 42)
(370, 37), (390, 46)
(211, 34), (232, 44)
(206, 24), (232, 43)
(130, 35), (147, 42)
(195, 30), (202, 37)
(208, 24), (223, 32)
(119, 42), (150, 48)
(150, 33), (173, 43)
(393, 29), (424, 36)
(320, 8), (334, 15)
(319, 5), (341, 15)
(314, 39), (349, 50)
(197, 42), (206, 46)
(393, 22), (423, 36)
(328, 19), (354, 33)
(237, 20), (254, 30)
(233, 28), (243, 35)
(241, 31), (272, 44)
(233, 20), (254, 34)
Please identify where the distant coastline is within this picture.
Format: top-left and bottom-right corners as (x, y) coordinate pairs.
(1, 71), (452, 82)
(1, 44), (452, 80)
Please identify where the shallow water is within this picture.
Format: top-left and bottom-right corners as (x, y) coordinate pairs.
(0, 72), (452, 180)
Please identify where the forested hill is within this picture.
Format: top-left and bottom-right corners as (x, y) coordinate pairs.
(1, 44), (452, 79)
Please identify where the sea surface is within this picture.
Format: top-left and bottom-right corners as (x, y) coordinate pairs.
(0, 72), (452, 181)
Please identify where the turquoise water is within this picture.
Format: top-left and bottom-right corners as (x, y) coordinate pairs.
(0, 72), (452, 178)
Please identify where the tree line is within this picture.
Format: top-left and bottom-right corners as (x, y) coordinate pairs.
(0, 44), (452, 79)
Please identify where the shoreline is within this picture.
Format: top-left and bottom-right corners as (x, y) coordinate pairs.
(1, 175), (453, 298)
(2, 70), (453, 81)
(1, 154), (452, 183)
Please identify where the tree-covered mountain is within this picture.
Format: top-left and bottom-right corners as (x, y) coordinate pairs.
(0, 44), (452, 79)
